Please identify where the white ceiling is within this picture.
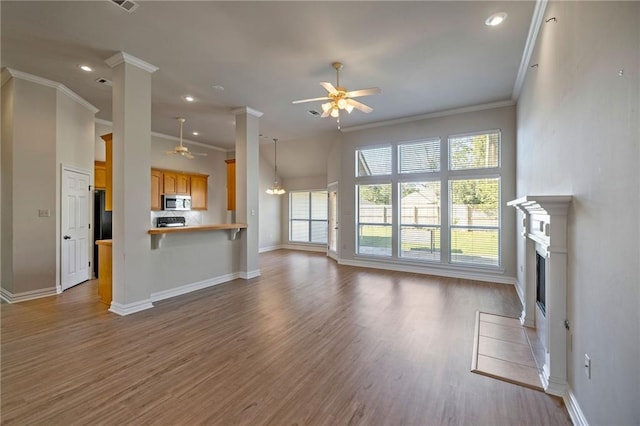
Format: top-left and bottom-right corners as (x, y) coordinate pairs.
(1, 1), (535, 178)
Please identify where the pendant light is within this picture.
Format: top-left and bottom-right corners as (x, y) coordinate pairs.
(266, 138), (286, 195)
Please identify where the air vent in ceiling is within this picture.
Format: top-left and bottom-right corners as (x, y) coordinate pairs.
(307, 110), (320, 117)
(110, 0), (139, 13)
(96, 77), (112, 86)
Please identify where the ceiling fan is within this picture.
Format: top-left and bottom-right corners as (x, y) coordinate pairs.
(165, 117), (207, 159)
(292, 62), (381, 119)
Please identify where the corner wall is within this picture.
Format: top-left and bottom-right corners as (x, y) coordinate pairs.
(516, 2), (640, 423)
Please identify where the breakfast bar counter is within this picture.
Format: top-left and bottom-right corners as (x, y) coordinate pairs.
(148, 223), (247, 248)
(148, 223), (247, 235)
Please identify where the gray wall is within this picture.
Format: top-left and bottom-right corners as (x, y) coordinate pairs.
(259, 149), (282, 251)
(1, 74), (95, 296)
(516, 2), (639, 424)
(338, 105), (517, 282)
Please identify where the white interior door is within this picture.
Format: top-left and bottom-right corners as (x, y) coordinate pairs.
(62, 168), (91, 290)
(328, 183), (339, 260)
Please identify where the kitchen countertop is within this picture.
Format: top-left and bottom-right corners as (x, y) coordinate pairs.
(147, 223), (248, 235)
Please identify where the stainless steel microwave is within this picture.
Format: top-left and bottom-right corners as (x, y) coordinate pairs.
(162, 194), (191, 211)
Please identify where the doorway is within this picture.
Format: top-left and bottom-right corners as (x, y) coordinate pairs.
(61, 167), (91, 291)
(327, 182), (339, 260)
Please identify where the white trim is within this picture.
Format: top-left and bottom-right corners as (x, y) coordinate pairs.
(259, 245), (283, 253)
(232, 107), (264, 118)
(341, 100), (515, 133)
(282, 243), (327, 253)
(93, 118), (228, 152)
(512, 0), (549, 99)
(339, 258), (515, 285)
(104, 51), (158, 73)
(0, 287), (58, 303)
(150, 273), (240, 302)
(2, 68), (99, 113)
(239, 270), (261, 280)
(564, 388), (589, 426)
(151, 131), (227, 152)
(109, 299), (154, 316)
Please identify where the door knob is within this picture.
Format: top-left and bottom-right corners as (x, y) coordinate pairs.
(63, 235), (71, 240)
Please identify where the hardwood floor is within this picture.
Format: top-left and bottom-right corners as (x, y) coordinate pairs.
(1, 250), (571, 425)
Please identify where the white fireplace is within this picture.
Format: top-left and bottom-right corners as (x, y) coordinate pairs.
(508, 195), (572, 396)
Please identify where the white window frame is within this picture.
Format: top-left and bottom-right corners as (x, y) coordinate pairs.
(288, 190), (328, 244)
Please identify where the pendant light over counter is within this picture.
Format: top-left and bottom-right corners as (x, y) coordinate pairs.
(266, 138), (285, 195)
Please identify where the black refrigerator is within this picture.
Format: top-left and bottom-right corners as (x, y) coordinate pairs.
(93, 190), (112, 276)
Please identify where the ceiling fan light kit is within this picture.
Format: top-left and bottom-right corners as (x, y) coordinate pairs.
(165, 117), (207, 160)
(292, 62), (380, 126)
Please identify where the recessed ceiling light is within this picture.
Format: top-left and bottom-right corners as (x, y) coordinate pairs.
(212, 84), (225, 91)
(79, 65), (93, 72)
(192, 131), (199, 136)
(183, 95), (196, 102)
(485, 12), (507, 26)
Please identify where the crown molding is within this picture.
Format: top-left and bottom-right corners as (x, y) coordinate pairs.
(340, 100), (516, 133)
(1, 67), (99, 114)
(93, 118), (228, 152)
(512, 0), (549, 100)
(104, 51), (158, 73)
(232, 107), (264, 118)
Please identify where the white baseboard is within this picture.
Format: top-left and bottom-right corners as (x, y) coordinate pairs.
(0, 286), (58, 303)
(150, 273), (240, 302)
(514, 279), (525, 306)
(281, 243), (326, 253)
(239, 270), (261, 279)
(564, 387), (589, 426)
(259, 245), (283, 253)
(338, 258), (516, 285)
(109, 299), (154, 316)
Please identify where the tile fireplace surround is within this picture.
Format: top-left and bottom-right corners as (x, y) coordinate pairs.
(507, 195), (572, 397)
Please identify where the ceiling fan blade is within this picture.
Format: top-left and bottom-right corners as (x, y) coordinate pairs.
(292, 96), (331, 104)
(191, 152), (208, 156)
(184, 152), (195, 160)
(165, 150), (178, 155)
(320, 109), (332, 118)
(320, 82), (338, 95)
(345, 87), (381, 98)
(347, 99), (373, 114)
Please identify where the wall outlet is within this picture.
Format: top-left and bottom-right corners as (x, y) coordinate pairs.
(584, 353), (591, 379)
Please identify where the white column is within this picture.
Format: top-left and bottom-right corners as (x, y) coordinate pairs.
(105, 52), (158, 315)
(233, 107), (262, 279)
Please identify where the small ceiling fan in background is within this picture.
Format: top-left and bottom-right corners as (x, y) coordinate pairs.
(165, 117), (207, 159)
(292, 62), (381, 122)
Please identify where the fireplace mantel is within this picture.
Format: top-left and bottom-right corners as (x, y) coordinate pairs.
(508, 195), (572, 397)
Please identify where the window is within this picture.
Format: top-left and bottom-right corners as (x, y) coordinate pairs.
(449, 131), (499, 170)
(289, 191), (328, 243)
(357, 184), (392, 256)
(449, 178), (500, 266)
(400, 181), (441, 261)
(354, 130), (502, 268)
(399, 139), (440, 174)
(356, 146), (392, 177)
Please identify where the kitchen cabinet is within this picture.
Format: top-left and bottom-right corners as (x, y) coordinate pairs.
(151, 168), (208, 210)
(163, 172), (190, 195)
(94, 161), (106, 189)
(96, 239), (112, 306)
(190, 175), (208, 210)
(101, 133), (113, 211)
(225, 159), (235, 211)
(151, 169), (163, 211)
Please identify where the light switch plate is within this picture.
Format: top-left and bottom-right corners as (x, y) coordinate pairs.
(584, 353), (591, 379)
(38, 209), (50, 217)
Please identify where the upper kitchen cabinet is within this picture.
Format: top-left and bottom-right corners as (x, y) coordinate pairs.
(151, 169), (163, 211)
(190, 175), (208, 210)
(94, 161), (106, 189)
(225, 159), (235, 211)
(163, 172), (190, 195)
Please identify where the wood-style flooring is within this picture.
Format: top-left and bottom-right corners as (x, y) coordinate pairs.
(1, 250), (571, 425)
